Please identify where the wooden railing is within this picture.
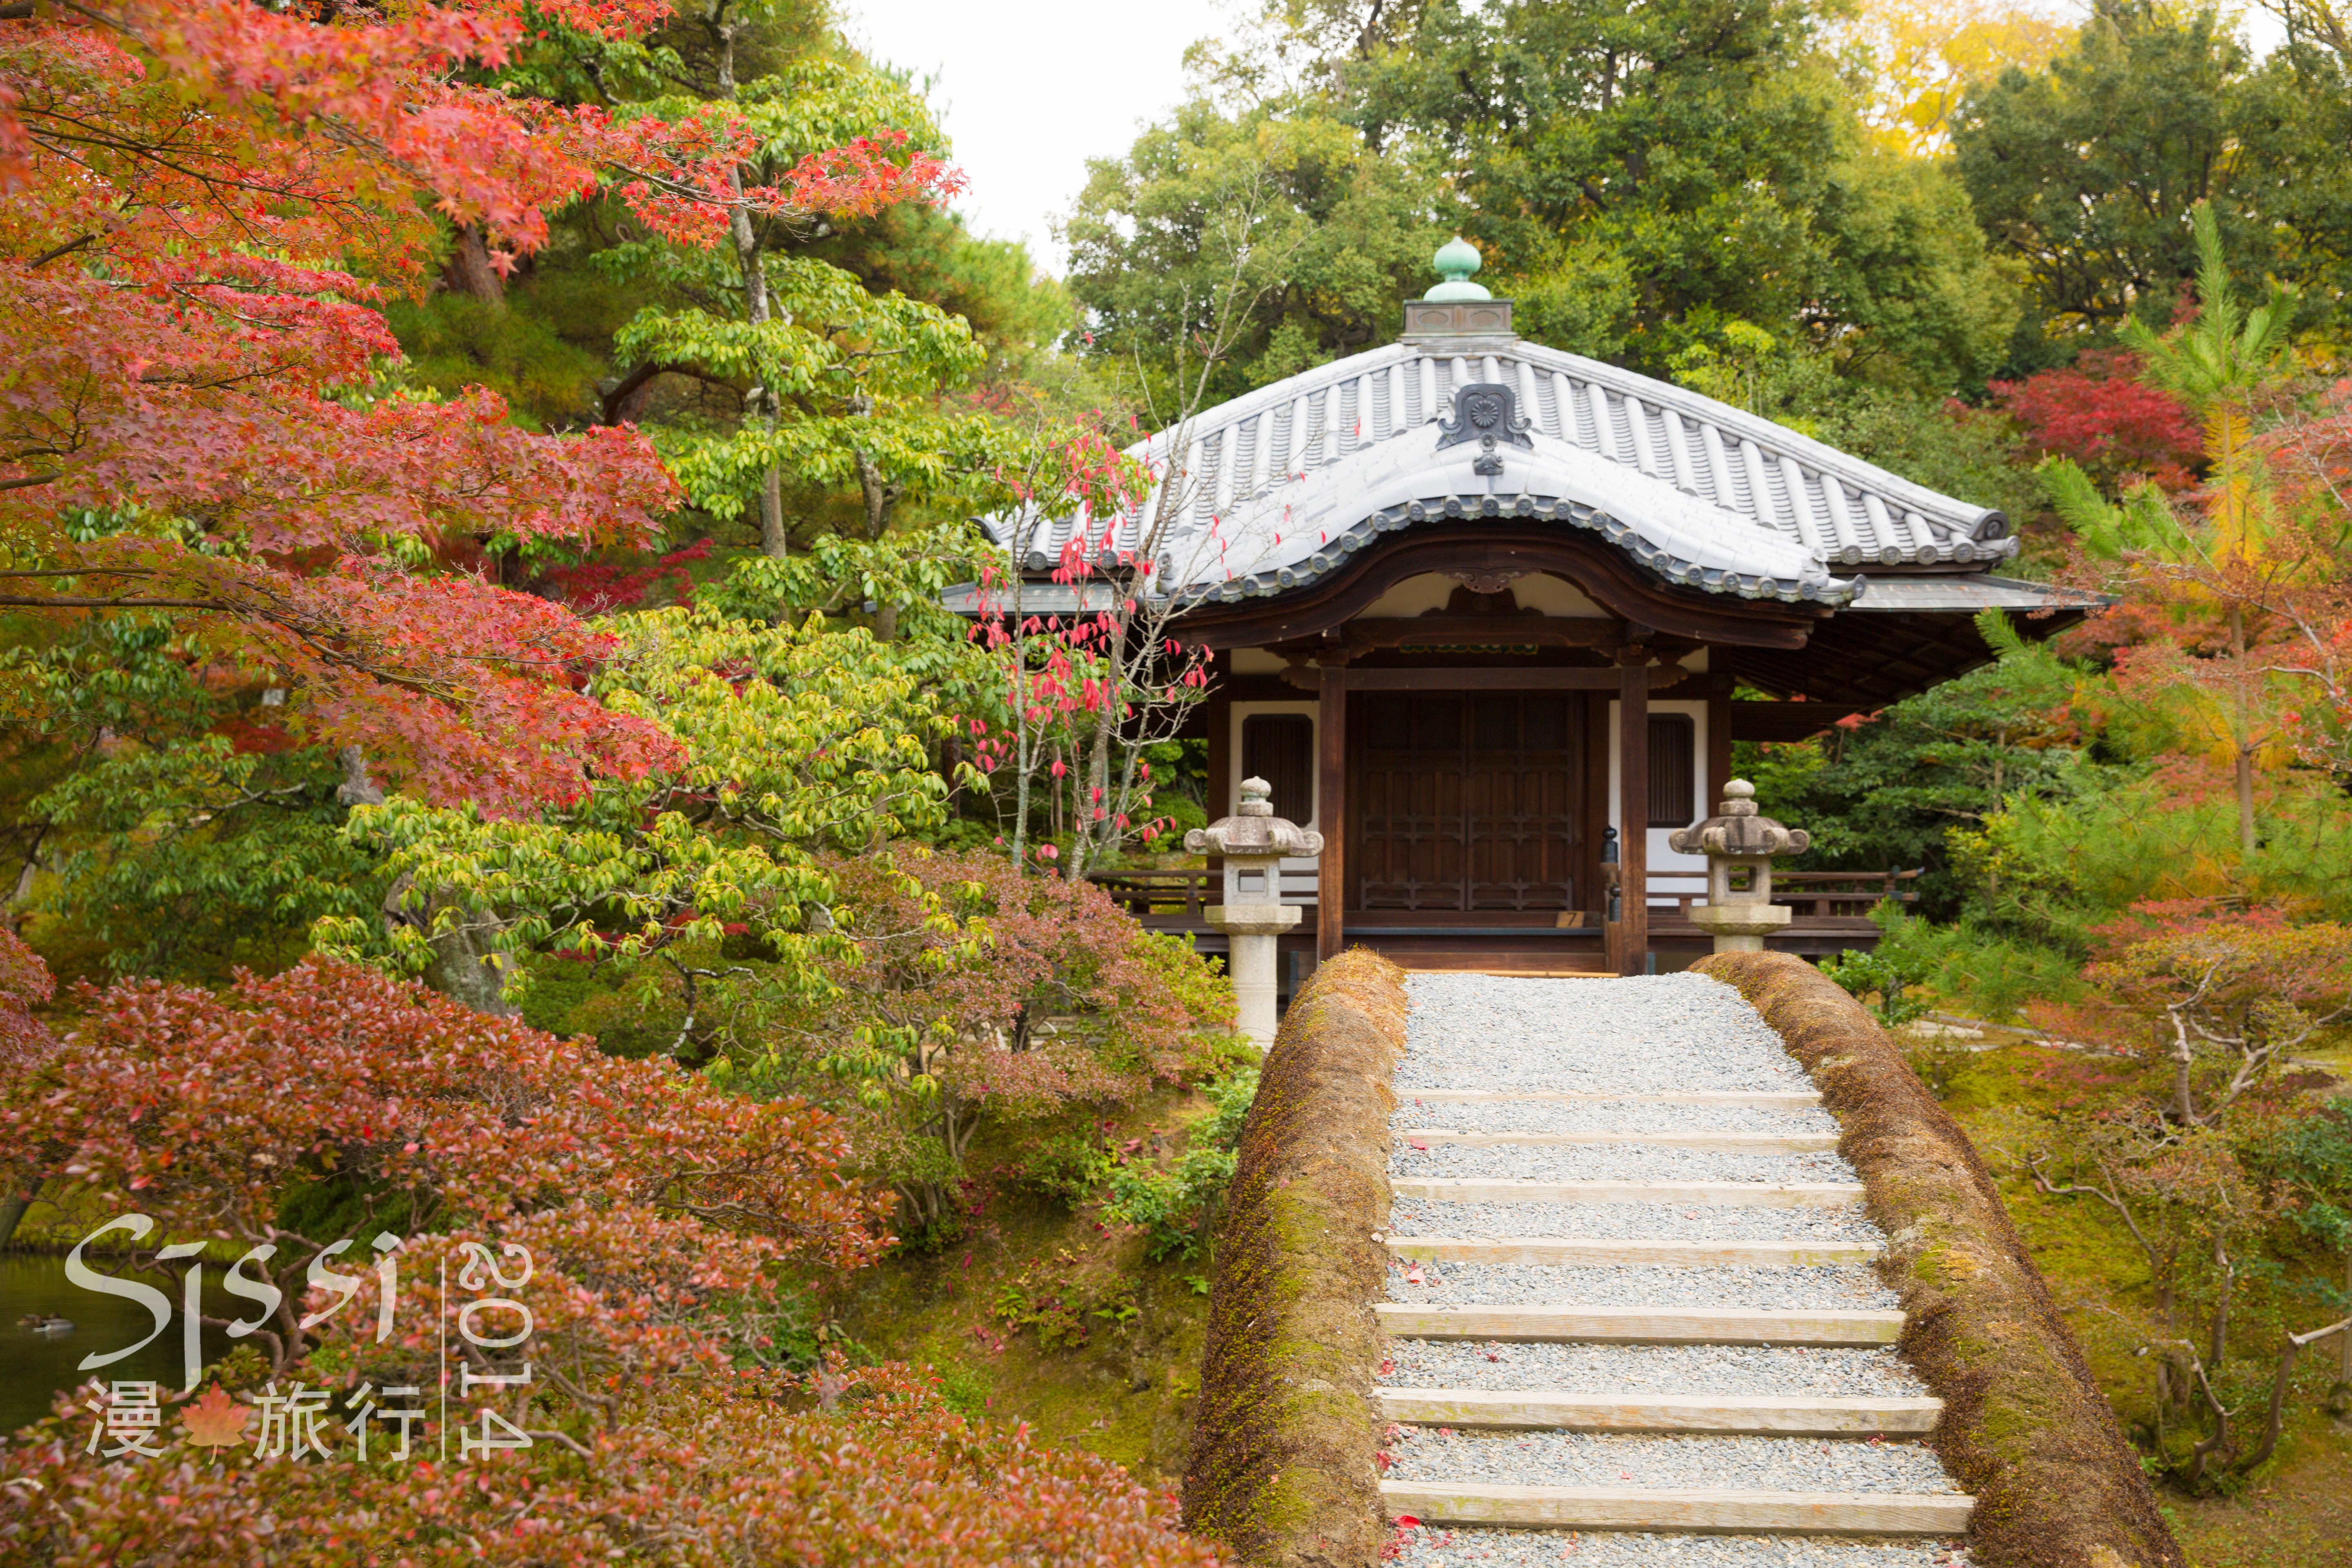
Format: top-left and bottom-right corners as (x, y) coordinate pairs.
(1648, 869), (1923, 923)
(1090, 867), (1922, 927)
(1087, 869), (1215, 922)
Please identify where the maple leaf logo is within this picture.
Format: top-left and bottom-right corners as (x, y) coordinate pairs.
(179, 1383), (250, 1449)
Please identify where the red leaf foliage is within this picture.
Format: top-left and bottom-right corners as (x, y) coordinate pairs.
(537, 537), (714, 615)
(1991, 349), (2204, 492)
(2, 958), (889, 1381)
(0, 959), (1224, 1566)
(0, 0), (956, 811)
(0, 927), (54, 1070)
(0, 1361), (1227, 1566)
(2027, 899), (2352, 1088)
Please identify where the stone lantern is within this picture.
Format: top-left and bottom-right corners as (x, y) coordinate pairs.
(1185, 777), (1325, 1049)
(1666, 780), (1811, 953)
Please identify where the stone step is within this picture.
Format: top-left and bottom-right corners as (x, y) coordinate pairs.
(1376, 1387), (1942, 1435)
(1398, 1128), (1840, 1154)
(1374, 1303), (1907, 1345)
(1401, 1090), (1822, 1109)
(1388, 1235), (1883, 1269)
(1380, 1480), (1973, 1536)
(1390, 1177), (1864, 1208)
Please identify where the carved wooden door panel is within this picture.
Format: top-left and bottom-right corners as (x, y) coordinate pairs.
(1352, 695), (1468, 909)
(1349, 692), (1582, 913)
(1465, 694), (1579, 911)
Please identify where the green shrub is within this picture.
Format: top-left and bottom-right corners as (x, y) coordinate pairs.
(1866, 903), (2089, 1022)
(1820, 945), (1932, 1027)
(1096, 1063), (1259, 1262)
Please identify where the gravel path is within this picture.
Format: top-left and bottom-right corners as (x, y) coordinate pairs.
(1389, 1528), (1969, 1567)
(1390, 1199), (1879, 1244)
(1394, 1101), (1841, 1135)
(1384, 1429), (1960, 1494)
(1396, 975), (1812, 1095)
(1393, 1144), (1862, 1185)
(1384, 1261), (1900, 1311)
(1373, 973), (1964, 1560)
(1383, 1341), (1928, 1398)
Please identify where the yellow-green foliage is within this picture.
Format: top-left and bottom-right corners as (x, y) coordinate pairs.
(1953, 773), (2352, 954)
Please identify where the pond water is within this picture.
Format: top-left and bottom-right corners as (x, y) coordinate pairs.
(1, 1254), (233, 1439)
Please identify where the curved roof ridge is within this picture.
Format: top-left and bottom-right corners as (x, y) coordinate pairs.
(1510, 342), (2003, 539)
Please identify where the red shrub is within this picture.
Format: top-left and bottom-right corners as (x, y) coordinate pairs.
(1992, 349), (2203, 491)
(1, 959), (888, 1385)
(0, 1361), (1228, 1565)
(0, 960), (1227, 1563)
(0, 928), (53, 1070)
(537, 537), (716, 614)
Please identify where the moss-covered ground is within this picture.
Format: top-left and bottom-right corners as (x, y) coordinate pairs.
(2164, 1432), (2352, 1566)
(1900, 1023), (2352, 1568)
(833, 1080), (1222, 1490)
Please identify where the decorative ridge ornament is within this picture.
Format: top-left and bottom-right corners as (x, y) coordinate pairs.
(1437, 377), (1533, 481)
(1437, 383), (1535, 453)
(1426, 235), (1492, 302)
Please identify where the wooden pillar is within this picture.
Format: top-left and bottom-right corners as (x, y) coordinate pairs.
(1316, 667), (1347, 960)
(1202, 676), (1232, 913)
(1618, 663), (1649, 976)
(1205, 668), (1233, 822)
(1706, 675), (1733, 818)
(1583, 693), (1612, 928)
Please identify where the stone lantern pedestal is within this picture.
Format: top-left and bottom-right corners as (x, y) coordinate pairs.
(1185, 777), (1324, 1050)
(1667, 780), (1811, 956)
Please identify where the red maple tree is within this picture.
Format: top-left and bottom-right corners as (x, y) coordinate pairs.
(1992, 348), (2204, 493)
(0, 0), (956, 813)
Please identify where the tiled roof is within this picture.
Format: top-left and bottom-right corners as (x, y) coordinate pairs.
(979, 337), (2018, 610)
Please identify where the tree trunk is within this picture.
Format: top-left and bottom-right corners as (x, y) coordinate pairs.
(382, 875), (519, 1019)
(418, 900), (519, 1019)
(2245, 1334), (2301, 1472)
(442, 224), (507, 306)
(713, 12), (788, 558)
(336, 745), (385, 808)
(350, 746), (518, 1016)
(851, 442), (902, 636)
(0, 1185), (34, 1251)
(2207, 1237), (2233, 1373)
(2171, 1012), (2198, 1124)
(2231, 605), (2256, 860)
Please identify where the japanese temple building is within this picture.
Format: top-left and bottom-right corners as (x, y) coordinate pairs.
(947, 242), (2085, 980)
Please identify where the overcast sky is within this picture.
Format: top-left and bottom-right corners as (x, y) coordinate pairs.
(840, 0), (1233, 274)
